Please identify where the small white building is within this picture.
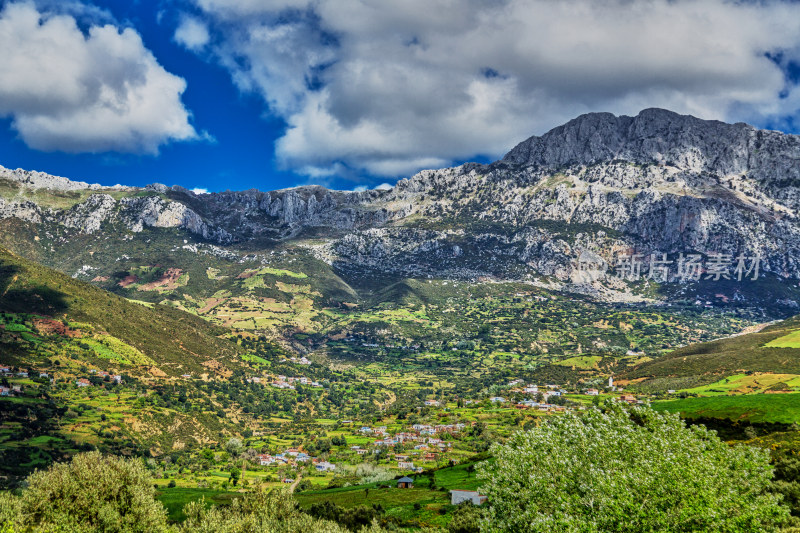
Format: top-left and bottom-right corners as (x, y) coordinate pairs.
(315, 461), (336, 472)
(450, 490), (487, 506)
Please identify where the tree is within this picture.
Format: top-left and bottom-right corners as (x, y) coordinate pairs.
(0, 451), (169, 532)
(230, 467), (241, 487)
(225, 437), (243, 458)
(477, 402), (790, 532)
(448, 502), (483, 533)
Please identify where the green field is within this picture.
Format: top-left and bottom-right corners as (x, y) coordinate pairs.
(653, 393), (800, 424)
(552, 355), (602, 369)
(294, 462), (486, 528)
(155, 487), (237, 522)
(676, 373), (800, 396)
(765, 329), (800, 348)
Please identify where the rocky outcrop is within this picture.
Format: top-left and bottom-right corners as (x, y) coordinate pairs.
(0, 164), (132, 191)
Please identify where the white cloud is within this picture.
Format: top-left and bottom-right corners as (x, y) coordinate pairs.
(192, 0), (800, 178)
(191, 187), (210, 194)
(174, 13), (210, 51)
(0, 2), (199, 153)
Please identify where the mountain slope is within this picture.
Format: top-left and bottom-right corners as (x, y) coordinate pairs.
(0, 245), (243, 376)
(623, 314), (800, 391)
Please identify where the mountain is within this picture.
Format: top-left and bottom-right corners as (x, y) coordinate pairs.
(3, 109), (800, 285)
(1, 108), (799, 368)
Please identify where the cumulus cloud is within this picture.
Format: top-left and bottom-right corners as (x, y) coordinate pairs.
(190, 0), (800, 178)
(191, 187), (210, 194)
(174, 13), (210, 51)
(0, 1), (199, 153)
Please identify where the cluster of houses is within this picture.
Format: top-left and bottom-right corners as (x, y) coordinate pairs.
(0, 367), (107, 396)
(466, 378), (640, 411)
(0, 367), (50, 396)
(255, 448), (336, 472)
(246, 374), (323, 389)
(351, 423), (467, 470)
(287, 356), (312, 365)
(0, 384), (22, 396)
(76, 370), (123, 387)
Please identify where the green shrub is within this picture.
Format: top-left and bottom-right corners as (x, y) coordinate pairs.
(4, 451), (169, 532)
(478, 402), (791, 532)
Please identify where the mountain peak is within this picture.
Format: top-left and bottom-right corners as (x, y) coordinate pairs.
(502, 108), (762, 173)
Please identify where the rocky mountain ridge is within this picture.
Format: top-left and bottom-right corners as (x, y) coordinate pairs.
(2, 108), (800, 288)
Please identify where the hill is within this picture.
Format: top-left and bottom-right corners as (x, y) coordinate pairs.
(0, 247), (259, 481)
(622, 314), (800, 392)
(0, 245), (243, 377)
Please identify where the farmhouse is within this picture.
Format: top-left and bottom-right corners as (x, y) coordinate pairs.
(450, 490), (487, 506)
(397, 476), (414, 488)
(315, 461), (336, 472)
(398, 461), (415, 470)
(76, 378), (91, 387)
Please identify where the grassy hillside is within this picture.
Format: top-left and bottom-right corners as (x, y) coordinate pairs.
(0, 246), (256, 481)
(622, 314), (800, 392)
(0, 245), (243, 376)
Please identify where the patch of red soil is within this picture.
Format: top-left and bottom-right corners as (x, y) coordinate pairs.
(138, 268), (183, 291)
(33, 318), (82, 338)
(118, 275), (139, 288)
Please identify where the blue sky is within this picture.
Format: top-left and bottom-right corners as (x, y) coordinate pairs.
(1, 0), (800, 193)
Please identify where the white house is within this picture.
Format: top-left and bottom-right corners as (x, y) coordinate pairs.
(450, 490), (487, 506)
(315, 461), (336, 472)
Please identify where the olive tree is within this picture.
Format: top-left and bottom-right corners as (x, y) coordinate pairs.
(3, 451), (170, 532)
(477, 402), (790, 532)
(179, 489), (380, 532)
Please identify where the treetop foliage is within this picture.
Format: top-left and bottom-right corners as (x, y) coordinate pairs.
(477, 402), (791, 533)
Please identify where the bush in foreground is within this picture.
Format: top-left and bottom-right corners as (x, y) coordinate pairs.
(1, 451), (170, 532)
(477, 402), (790, 532)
